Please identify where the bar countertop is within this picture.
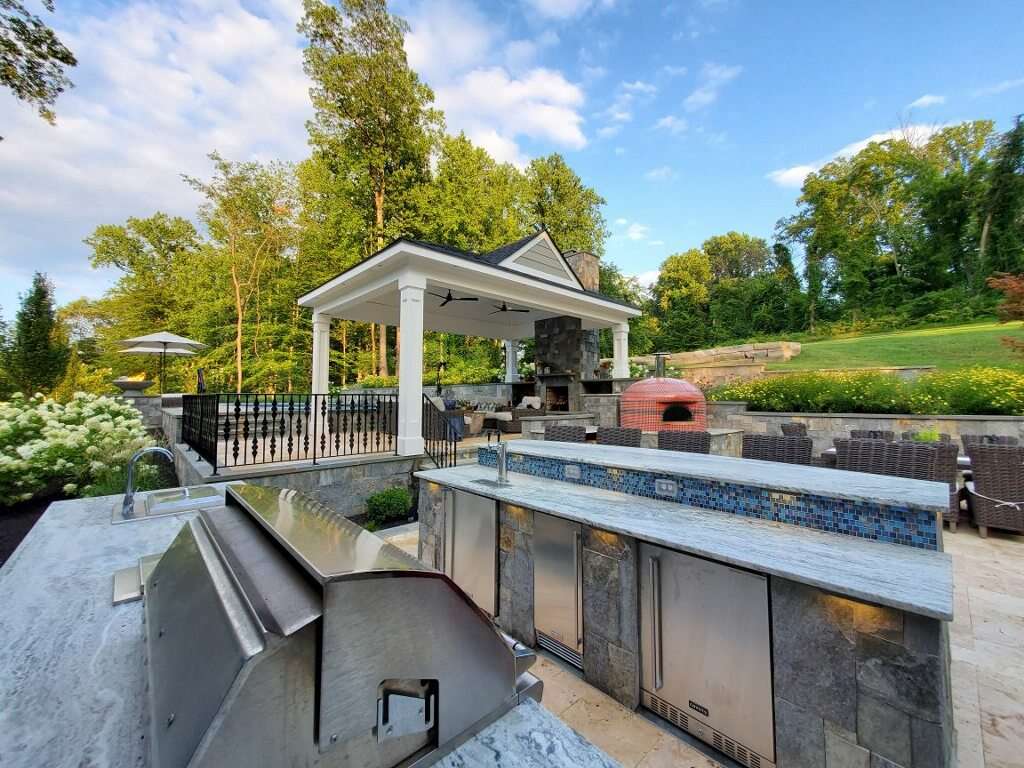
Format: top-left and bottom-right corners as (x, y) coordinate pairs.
(415, 462), (954, 621)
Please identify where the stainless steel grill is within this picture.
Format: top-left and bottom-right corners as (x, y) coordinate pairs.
(144, 483), (541, 768)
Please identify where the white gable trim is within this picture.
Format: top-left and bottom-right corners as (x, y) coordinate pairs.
(497, 231), (583, 289)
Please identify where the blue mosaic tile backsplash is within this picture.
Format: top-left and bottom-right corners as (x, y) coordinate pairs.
(478, 447), (938, 550)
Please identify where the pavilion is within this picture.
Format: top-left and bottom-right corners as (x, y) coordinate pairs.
(297, 230), (641, 457)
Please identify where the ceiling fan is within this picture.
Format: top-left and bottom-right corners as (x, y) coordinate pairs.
(428, 288), (478, 307)
(490, 302), (530, 315)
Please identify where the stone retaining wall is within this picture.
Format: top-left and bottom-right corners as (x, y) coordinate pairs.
(708, 401), (1024, 454)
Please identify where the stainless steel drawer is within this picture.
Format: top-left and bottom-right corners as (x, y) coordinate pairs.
(533, 512), (582, 665)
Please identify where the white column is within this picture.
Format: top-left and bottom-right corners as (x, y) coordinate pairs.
(311, 312), (331, 394)
(504, 339), (520, 383)
(612, 322), (630, 379)
(397, 272), (426, 456)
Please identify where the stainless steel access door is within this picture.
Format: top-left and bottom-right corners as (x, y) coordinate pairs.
(639, 542), (775, 764)
(444, 490), (498, 616)
(533, 513), (583, 657)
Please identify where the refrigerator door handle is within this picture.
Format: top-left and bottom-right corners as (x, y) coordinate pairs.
(574, 529), (583, 647)
(650, 555), (663, 691)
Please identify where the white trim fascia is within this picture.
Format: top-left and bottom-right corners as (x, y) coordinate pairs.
(298, 240), (640, 320)
(496, 231), (583, 289)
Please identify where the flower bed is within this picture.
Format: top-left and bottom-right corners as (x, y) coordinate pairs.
(708, 367), (1024, 416)
(0, 393), (157, 506)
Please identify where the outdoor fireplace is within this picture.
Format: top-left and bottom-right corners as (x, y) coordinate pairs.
(619, 376), (707, 432)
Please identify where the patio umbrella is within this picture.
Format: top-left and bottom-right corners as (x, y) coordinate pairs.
(118, 332), (206, 393)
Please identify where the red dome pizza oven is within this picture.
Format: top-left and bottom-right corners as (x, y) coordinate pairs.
(620, 377), (707, 432)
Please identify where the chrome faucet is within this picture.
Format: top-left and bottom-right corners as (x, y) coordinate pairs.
(123, 446), (174, 518)
(485, 429), (510, 485)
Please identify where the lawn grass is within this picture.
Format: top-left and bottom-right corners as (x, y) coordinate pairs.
(766, 321), (1024, 372)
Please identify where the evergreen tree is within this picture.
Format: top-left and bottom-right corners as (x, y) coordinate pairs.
(7, 272), (69, 394)
(0, 305), (11, 397)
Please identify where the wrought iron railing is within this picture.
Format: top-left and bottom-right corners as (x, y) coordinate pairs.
(422, 394), (458, 468)
(182, 393), (399, 473)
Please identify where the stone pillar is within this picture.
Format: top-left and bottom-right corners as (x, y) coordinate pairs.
(497, 503), (535, 646)
(311, 312), (331, 394)
(582, 526), (640, 710)
(612, 322), (630, 380)
(504, 340), (520, 383)
(397, 272), (426, 456)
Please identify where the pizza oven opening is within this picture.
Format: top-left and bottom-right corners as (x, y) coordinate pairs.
(661, 403), (694, 423)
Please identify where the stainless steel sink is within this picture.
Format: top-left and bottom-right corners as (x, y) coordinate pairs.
(472, 478), (512, 488)
(113, 485), (222, 524)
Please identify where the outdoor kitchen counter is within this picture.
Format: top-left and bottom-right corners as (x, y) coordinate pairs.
(488, 440), (950, 513)
(415, 462), (954, 620)
(0, 488), (618, 768)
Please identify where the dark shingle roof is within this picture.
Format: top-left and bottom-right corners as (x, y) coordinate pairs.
(479, 232), (541, 264)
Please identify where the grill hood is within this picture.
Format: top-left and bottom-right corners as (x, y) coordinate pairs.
(144, 483), (540, 768)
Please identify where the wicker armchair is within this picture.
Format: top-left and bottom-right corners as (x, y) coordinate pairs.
(965, 445), (1024, 537)
(901, 431), (952, 443)
(850, 430), (895, 441)
(962, 434), (1019, 452)
(658, 430), (711, 454)
(500, 406), (547, 434)
(545, 424), (587, 443)
(597, 427), (642, 447)
(741, 435), (813, 465)
(834, 438), (888, 473)
(780, 422), (807, 437)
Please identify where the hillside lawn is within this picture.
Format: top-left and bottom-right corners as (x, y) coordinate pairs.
(766, 321), (1024, 372)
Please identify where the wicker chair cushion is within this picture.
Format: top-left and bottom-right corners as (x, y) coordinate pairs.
(657, 430), (711, 454)
(741, 435), (813, 465)
(545, 424), (587, 443)
(597, 427), (642, 447)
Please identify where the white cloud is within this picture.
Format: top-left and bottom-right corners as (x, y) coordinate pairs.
(622, 80), (657, 95)
(614, 217), (628, 226)
(521, 0), (616, 19)
(626, 223), (650, 240)
(654, 115), (688, 135)
(662, 65), (688, 77)
(632, 269), (660, 287)
(973, 77), (1024, 97)
(0, 0), (312, 310)
(906, 93), (945, 109)
(405, 0), (587, 167)
(597, 125), (622, 138)
(645, 165), (675, 181)
(765, 124), (943, 188)
(581, 64), (607, 81)
(683, 62), (742, 111)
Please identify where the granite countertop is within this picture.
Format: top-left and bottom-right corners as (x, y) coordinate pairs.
(415, 463), (954, 620)
(487, 441), (949, 513)
(0, 487), (616, 768)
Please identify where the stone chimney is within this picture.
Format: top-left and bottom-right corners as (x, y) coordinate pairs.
(564, 250), (600, 292)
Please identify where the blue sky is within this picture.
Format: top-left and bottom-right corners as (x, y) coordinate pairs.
(1, 0), (1023, 319)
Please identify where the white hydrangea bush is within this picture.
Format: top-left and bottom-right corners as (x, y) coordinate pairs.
(0, 392), (156, 505)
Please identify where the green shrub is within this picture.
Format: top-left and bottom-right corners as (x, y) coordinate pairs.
(708, 367), (1024, 416)
(909, 428), (941, 442)
(365, 486), (413, 529)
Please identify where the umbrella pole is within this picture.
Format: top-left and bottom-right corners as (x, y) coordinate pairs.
(161, 345), (166, 394)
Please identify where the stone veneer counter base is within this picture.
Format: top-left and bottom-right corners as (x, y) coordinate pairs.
(0, 486), (615, 768)
(415, 463), (953, 620)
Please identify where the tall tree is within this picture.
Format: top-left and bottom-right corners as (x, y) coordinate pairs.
(184, 153), (297, 393)
(978, 115), (1024, 276)
(1, 0), (77, 139)
(702, 231), (771, 280)
(300, 0), (441, 377)
(525, 154), (608, 254)
(0, 305), (10, 397)
(5, 272), (69, 393)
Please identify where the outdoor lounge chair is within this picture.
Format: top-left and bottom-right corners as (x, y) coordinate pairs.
(849, 429), (895, 441)
(545, 424), (587, 443)
(741, 434), (813, 465)
(657, 430), (711, 454)
(597, 427), (642, 447)
(965, 445), (1024, 537)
